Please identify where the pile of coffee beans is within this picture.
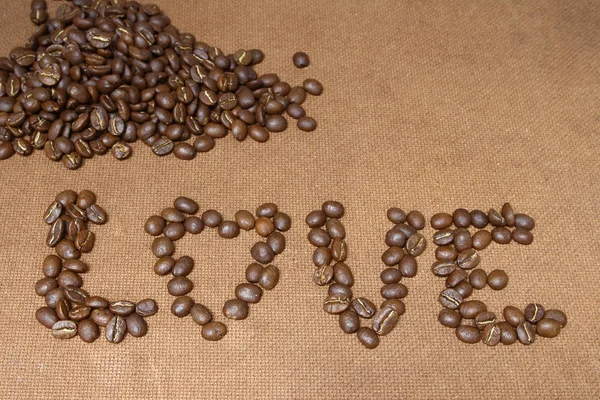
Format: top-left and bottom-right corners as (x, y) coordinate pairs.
(0, 0), (322, 168)
(306, 202), (427, 349)
(36, 190), (157, 343)
(431, 203), (567, 345)
(146, 198), (290, 341)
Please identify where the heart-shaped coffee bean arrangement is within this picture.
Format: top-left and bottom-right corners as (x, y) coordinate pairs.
(35, 190), (158, 343)
(307, 201), (427, 349)
(431, 203), (567, 345)
(145, 198), (290, 341)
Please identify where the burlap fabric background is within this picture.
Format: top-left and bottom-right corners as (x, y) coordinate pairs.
(0, 0), (599, 398)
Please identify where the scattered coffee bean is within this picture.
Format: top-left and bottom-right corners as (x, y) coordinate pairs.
(293, 52), (310, 68)
(339, 309), (360, 334)
(487, 269), (508, 290)
(357, 327), (380, 349)
(455, 325), (481, 344)
(201, 321), (227, 341)
(438, 309), (462, 328)
(516, 321), (536, 345)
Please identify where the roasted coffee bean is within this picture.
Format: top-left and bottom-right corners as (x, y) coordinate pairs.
(235, 283), (263, 304)
(321, 201), (344, 218)
(381, 283), (408, 299)
(246, 263), (264, 284)
(258, 265), (280, 290)
(406, 210), (425, 230)
(469, 269), (487, 290)
(325, 218), (346, 239)
(152, 237), (174, 257)
(167, 276), (194, 296)
(42, 254), (62, 278)
(455, 325), (481, 344)
(152, 137), (174, 156)
(406, 233), (426, 256)
(497, 321), (517, 345)
(35, 277), (58, 297)
(190, 303), (212, 326)
(332, 262), (354, 287)
(136, 299), (158, 317)
(303, 79), (323, 96)
(36, 307), (59, 329)
(184, 216), (204, 234)
(380, 268), (403, 284)
(90, 309), (113, 327)
(44, 201), (63, 224)
(172, 256), (194, 277)
(273, 212), (291, 231)
(84, 296), (109, 309)
(436, 246), (457, 261)
(297, 116), (317, 132)
(154, 256), (175, 276)
(453, 208), (472, 228)
(323, 294), (350, 314)
(475, 311), (497, 330)
(86, 204), (107, 224)
(381, 247), (404, 266)
(76, 191), (96, 209)
(516, 321), (536, 345)
(488, 209), (506, 227)
(438, 309), (462, 328)
(0, 141), (15, 160)
(470, 210), (489, 228)
(164, 222), (186, 241)
(544, 309), (567, 327)
(293, 52), (310, 68)
(201, 321), (227, 341)
(106, 315), (127, 343)
(171, 296), (195, 317)
(491, 227), (512, 244)
(432, 260), (456, 277)
(312, 247), (332, 266)
(75, 229), (95, 253)
(308, 228), (331, 247)
(357, 327), (379, 349)
(331, 238), (348, 261)
(69, 305), (91, 321)
(255, 217), (275, 237)
(351, 297), (376, 319)
(431, 213), (453, 229)
(173, 197), (199, 214)
(459, 300), (487, 319)
(387, 208), (406, 224)
(57, 271), (83, 288)
(482, 324), (502, 346)
(536, 318), (561, 338)
(313, 265), (334, 286)
(56, 299), (71, 321)
(202, 210), (222, 227)
(457, 249), (480, 270)
(218, 220), (240, 239)
(125, 314), (147, 338)
(503, 306), (526, 327)
(52, 320), (78, 340)
(487, 269), (509, 290)
(433, 229), (454, 246)
(235, 210), (255, 230)
(109, 301), (136, 317)
(471, 230), (492, 250)
(514, 214), (535, 230)
(394, 223), (417, 239)
(445, 269), (468, 288)
(524, 303), (545, 323)
(398, 254), (418, 277)
(372, 306), (399, 336)
(385, 229), (406, 247)
(328, 283), (353, 299)
(439, 288), (463, 310)
(512, 228), (534, 245)
(223, 298), (249, 320)
(339, 309), (360, 334)
(453, 229), (472, 252)
(64, 286), (88, 304)
(501, 203), (515, 226)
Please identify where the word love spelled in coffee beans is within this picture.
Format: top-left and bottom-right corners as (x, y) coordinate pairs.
(146, 198), (290, 341)
(0, 0), (322, 168)
(36, 190), (157, 343)
(431, 203), (567, 346)
(307, 202), (427, 349)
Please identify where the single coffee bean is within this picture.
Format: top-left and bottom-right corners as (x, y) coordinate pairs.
(469, 269), (487, 290)
(57, 271), (83, 288)
(223, 299), (249, 320)
(322, 201), (345, 218)
(455, 282), (473, 299)
(524, 303), (545, 323)
(266, 232), (287, 255)
(255, 217), (275, 237)
(471, 230), (492, 250)
(172, 256), (194, 277)
(255, 203), (278, 218)
(488, 209), (506, 227)
(439, 288), (463, 310)
(487, 269), (509, 290)
(339, 309), (360, 334)
(44, 201), (63, 224)
(297, 116), (317, 132)
(218, 220), (241, 239)
(164, 222), (186, 241)
(109, 301), (136, 316)
(497, 321), (518, 345)
(86, 204), (107, 224)
(431, 213), (453, 229)
(152, 237), (174, 257)
(514, 214), (535, 230)
(35, 277), (58, 297)
(433, 229), (454, 246)
(455, 325), (481, 344)
(235, 210), (255, 230)
(380, 268), (403, 284)
(56, 299), (71, 321)
(125, 313), (148, 338)
(387, 208), (407, 224)
(357, 327), (379, 349)
(331, 238), (348, 261)
(501, 203), (515, 226)
(372, 306), (399, 336)
(445, 269), (468, 288)
(202, 210), (222, 227)
(406, 233), (427, 256)
(36, 307), (59, 329)
(161, 208), (185, 223)
(503, 306), (526, 327)
(90, 309), (113, 327)
(184, 216), (204, 234)
(190, 303), (213, 326)
(459, 300), (487, 319)
(154, 256), (175, 276)
(235, 283), (263, 304)
(308, 228), (331, 247)
(352, 297), (376, 319)
(491, 227), (512, 244)
(64, 286), (88, 304)
(313, 265), (334, 286)
(273, 212), (292, 232)
(42, 255), (62, 278)
(381, 283), (408, 299)
(63, 260), (89, 273)
(168, 276), (194, 296)
(333, 262), (354, 287)
(512, 228), (534, 245)
(69, 305), (92, 321)
(293, 52), (310, 68)
(0, 141), (15, 160)
(312, 247), (332, 266)
(438, 309), (462, 328)
(482, 324), (502, 346)
(475, 311), (497, 330)
(436, 246), (458, 261)
(106, 315), (127, 343)
(76, 191), (96, 209)
(453, 208), (472, 228)
(136, 299), (158, 317)
(470, 210), (489, 228)
(544, 309), (567, 327)
(52, 320), (78, 340)
(385, 229), (406, 247)
(398, 254), (418, 277)
(171, 296), (195, 317)
(306, 210), (326, 228)
(201, 321), (227, 341)
(328, 283), (353, 299)
(323, 294), (350, 314)
(406, 210), (425, 230)
(75, 229), (95, 253)
(381, 247), (404, 266)
(516, 321), (536, 345)
(246, 263), (264, 283)
(326, 218), (346, 239)
(303, 79), (323, 96)
(453, 229), (472, 252)
(457, 249), (480, 270)
(432, 260), (456, 277)
(145, 216), (166, 236)
(259, 265), (280, 290)
(536, 318), (561, 338)
(381, 299), (405, 315)
(174, 196), (199, 214)
(85, 296), (109, 309)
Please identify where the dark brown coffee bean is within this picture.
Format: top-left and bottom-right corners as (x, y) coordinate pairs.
(308, 228), (331, 247)
(66, 204), (87, 221)
(385, 229), (406, 248)
(57, 271), (82, 288)
(357, 327), (379, 349)
(431, 213), (453, 229)
(109, 301), (136, 317)
(439, 288), (463, 310)
(42, 255), (62, 278)
(201, 321), (227, 341)
(331, 238), (348, 261)
(76, 191), (96, 209)
(488, 209), (506, 227)
(235, 283), (263, 304)
(190, 303), (212, 326)
(438, 309), (462, 328)
(455, 325), (481, 344)
(152, 137), (174, 155)
(432, 260), (456, 277)
(536, 318), (561, 338)
(84, 296), (109, 309)
(454, 282), (473, 299)
(35, 277), (58, 297)
(487, 269), (509, 290)
(161, 208), (185, 223)
(459, 300), (487, 319)
(106, 315), (127, 343)
(381, 247), (404, 266)
(475, 311), (497, 330)
(330, 262), (353, 287)
(371, 306), (397, 336)
(381, 283), (408, 299)
(497, 321), (517, 345)
(52, 320), (78, 340)
(297, 116), (317, 131)
(255, 217), (275, 237)
(259, 265), (280, 290)
(36, 307), (59, 329)
(154, 256), (175, 276)
(471, 230), (492, 250)
(218, 220), (240, 239)
(501, 203), (515, 226)
(223, 298), (249, 320)
(516, 321), (536, 345)
(248, 125), (269, 142)
(0, 141), (15, 160)
(125, 313), (147, 338)
(398, 254), (418, 277)
(321, 201), (344, 218)
(351, 297), (376, 319)
(406, 210), (425, 230)
(312, 247), (332, 266)
(453, 229), (472, 252)
(452, 208), (471, 228)
(164, 222), (186, 241)
(524, 303), (545, 323)
(152, 237), (174, 257)
(503, 306), (525, 327)
(445, 269), (468, 288)
(544, 309), (567, 327)
(136, 299), (158, 317)
(469, 269), (487, 289)
(512, 228), (534, 245)
(491, 227), (512, 244)
(45, 287), (65, 308)
(457, 249), (480, 270)
(245, 263), (264, 284)
(433, 229), (454, 246)
(339, 309), (360, 334)
(436, 246), (458, 261)
(75, 229), (95, 253)
(514, 214), (535, 230)
(202, 209), (222, 227)
(171, 296), (195, 317)
(44, 201), (63, 224)
(329, 283), (353, 299)
(64, 286), (88, 304)
(56, 299), (71, 321)
(323, 294), (350, 314)
(303, 79), (323, 96)
(293, 52), (310, 68)
(395, 224), (417, 241)
(235, 210), (255, 230)
(173, 197), (199, 215)
(380, 268), (403, 284)
(69, 305), (91, 321)
(172, 256), (194, 277)
(86, 204), (107, 224)
(470, 210), (489, 228)
(273, 212), (291, 231)
(482, 324), (501, 346)
(168, 276), (194, 296)
(256, 203), (278, 219)
(184, 216), (204, 234)
(406, 233), (427, 256)
(90, 309), (113, 327)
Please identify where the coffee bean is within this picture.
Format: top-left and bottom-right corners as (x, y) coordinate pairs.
(381, 247), (404, 266)
(487, 269), (508, 290)
(439, 288), (463, 310)
(66, 204), (87, 221)
(459, 300), (487, 319)
(406, 233), (427, 256)
(431, 213), (453, 229)
(190, 303), (213, 326)
(135, 299), (158, 317)
(470, 210), (489, 228)
(297, 116), (317, 132)
(52, 320), (78, 340)
(339, 309), (360, 334)
(536, 318), (561, 338)
(482, 324), (501, 346)
(455, 325), (481, 344)
(167, 277), (194, 296)
(453, 229), (472, 252)
(201, 321), (227, 341)
(352, 297), (376, 319)
(202, 210), (222, 227)
(381, 283), (408, 299)
(468, 269), (487, 289)
(125, 313), (147, 338)
(218, 220), (240, 239)
(223, 299), (249, 320)
(453, 208), (472, 228)
(42, 255), (62, 278)
(90, 309), (113, 327)
(75, 191), (96, 210)
(56, 299), (71, 321)
(433, 229), (454, 246)
(332, 262), (354, 287)
(524, 303), (545, 323)
(501, 203), (515, 226)
(106, 315), (127, 343)
(438, 309), (461, 328)
(244, 263), (263, 284)
(471, 230), (492, 250)
(36, 307), (59, 329)
(514, 214), (535, 230)
(398, 254), (418, 277)
(64, 286), (88, 304)
(328, 283), (353, 299)
(255, 217), (275, 237)
(512, 228), (533, 245)
(496, 321), (517, 345)
(152, 237), (174, 257)
(436, 246), (458, 261)
(272, 212), (291, 232)
(75, 229), (95, 253)
(386, 208), (406, 224)
(252, 241), (277, 264)
(455, 281), (473, 299)
(164, 222), (186, 241)
(312, 247), (332, 266)
(172, 196), (199, 215)
(331, 238), (348, 261)
(109, 301), (136, 316)
(406, 210), (425, 230)
(457, 249), (480, 270)
(184, 216), (204, 234)
(44, 201), (63, 224)
(35, 277), (58, 297)
(322, 201), (344, 218)
(69, 305), (91, 321)
(172, 256), (194, 277)
(325, 218), (346, 239)
(235, 210), (255, 230)
(303, 79), (323, 96)
(152, 137), (174, 156)
(357, 327), (379, 349)
(86, 204), (107, 224)
(475, 311), (497, 330)
(313, 265), (334, 286)
(293, 52), (310, 68)
(516, 321), (536, 345)
(431, 260), (456, 277)
(503, 306), (525, 327)
(258, 265), (279, 290)
(323, 294), (350, 314)
(85, 296), (109, 309)
(544, 309), (567, 327)
(154, 256), (175, 276)
(380, 268), (403, 284)
(0, 141), (15, 160)
(372, 306), (398, 336)
(171, 296), (195, 317)
(491, 227), (512, 244)
(445, 269), (468, 288)
(385, 229), (406, 247)
(235, 283), (263, 304)
(57, 271), (83, 288)
(45, 287), (65, 308)
(308, 229), (331, 247)
(488, 208), (506, 227)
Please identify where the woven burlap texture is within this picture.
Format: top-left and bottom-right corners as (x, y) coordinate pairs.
(0, 1), (599, 399)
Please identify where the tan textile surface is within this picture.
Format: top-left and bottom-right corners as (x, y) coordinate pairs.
(0, 0), (599, 398)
